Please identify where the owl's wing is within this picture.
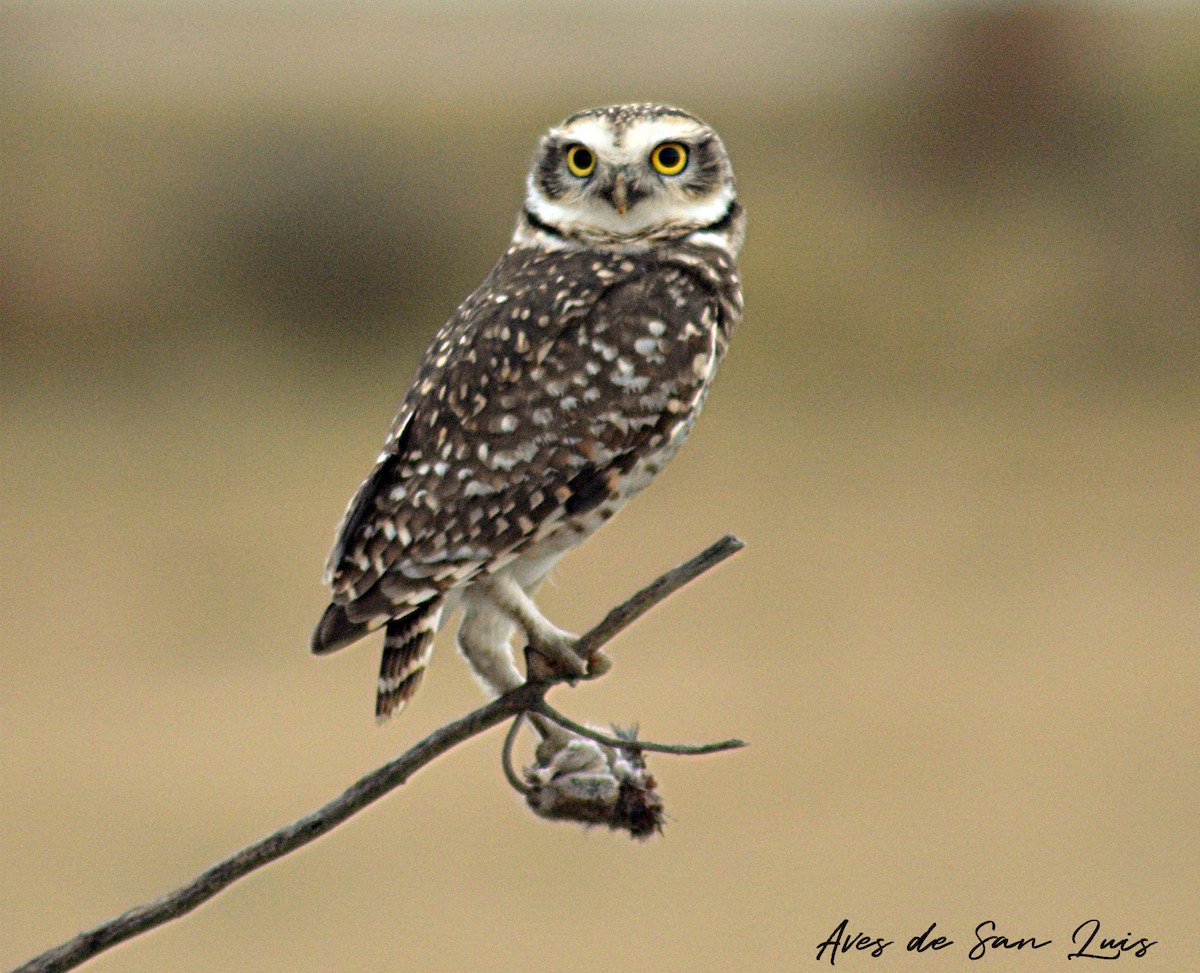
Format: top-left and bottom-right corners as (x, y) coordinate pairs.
(315, 247), (731, 652)
(314, 251), (582, 653)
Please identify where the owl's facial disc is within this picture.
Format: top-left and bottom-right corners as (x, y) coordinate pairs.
(523, 105), (736, 249)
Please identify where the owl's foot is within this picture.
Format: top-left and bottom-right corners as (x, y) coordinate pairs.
(525, 630), (586, 682)
(585, 648), (613, 677)
(524, 632), (612, 683)
(485, 574), (613, 683)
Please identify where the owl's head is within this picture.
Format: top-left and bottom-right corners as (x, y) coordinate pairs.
(517, 103), (743, 256)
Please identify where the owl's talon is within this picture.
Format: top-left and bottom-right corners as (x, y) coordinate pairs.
(524, 649), (559, 684)
(526, 632), (589, 682)
(585, 649), (612, 679)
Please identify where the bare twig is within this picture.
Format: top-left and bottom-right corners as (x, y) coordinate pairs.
(532, 700), (747, 756)
(9, 684), (542, 973)
(574, 534), (745, 657)
(10, 534), (744, 973)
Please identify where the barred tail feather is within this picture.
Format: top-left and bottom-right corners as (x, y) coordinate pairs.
(376, 601), (444, 722)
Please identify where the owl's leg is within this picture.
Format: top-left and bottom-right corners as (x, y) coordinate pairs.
(457, 593), (571, 747)
(481, 575), (611, 681)
(456, 594), (525, 697)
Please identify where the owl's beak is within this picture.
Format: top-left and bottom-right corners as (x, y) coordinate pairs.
(610, 172), (630, 215)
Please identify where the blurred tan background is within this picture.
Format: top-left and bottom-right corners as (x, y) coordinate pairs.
(3, 3), (1198, 971)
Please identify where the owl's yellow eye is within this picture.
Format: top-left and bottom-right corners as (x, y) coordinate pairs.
(651, 142), (688, 176)
(565, 144), (596, 178)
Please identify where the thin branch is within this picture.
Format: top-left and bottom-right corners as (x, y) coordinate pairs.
(11, 535), (744, 973)
(10, 683), (541, 973)
(574, 534), (745, 658)
(532, 700), (747, 756)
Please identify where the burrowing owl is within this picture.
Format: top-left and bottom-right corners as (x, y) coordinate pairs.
(313, 104), (745, 720)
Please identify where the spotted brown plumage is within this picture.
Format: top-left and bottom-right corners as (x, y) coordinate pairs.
(314, 104), (745, 720)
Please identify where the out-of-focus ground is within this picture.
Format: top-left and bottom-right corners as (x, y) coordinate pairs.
(3, 4), (1198, 971)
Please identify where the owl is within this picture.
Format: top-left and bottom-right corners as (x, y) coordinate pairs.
(313, 104), (745, 721)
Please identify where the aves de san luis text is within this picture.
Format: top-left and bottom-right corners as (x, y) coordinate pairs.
(816, 918), (1157, 964)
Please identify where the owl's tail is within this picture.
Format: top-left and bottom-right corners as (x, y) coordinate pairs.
(376, 600), (444, 722)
